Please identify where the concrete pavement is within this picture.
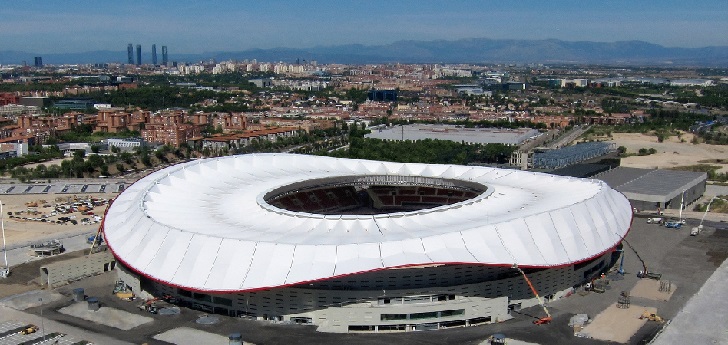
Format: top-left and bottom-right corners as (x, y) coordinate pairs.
(0, 305), (133, 345)
(652, 257), (728, 345)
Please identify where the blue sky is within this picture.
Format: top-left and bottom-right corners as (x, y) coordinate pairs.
(1, 1), (726, 53)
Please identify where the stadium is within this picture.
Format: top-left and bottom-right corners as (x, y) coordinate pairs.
(104, 153), (632, 333)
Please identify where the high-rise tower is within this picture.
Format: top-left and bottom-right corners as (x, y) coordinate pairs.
(127, 44), (134, 64)
(162, 46), (168, 66)
(136, 44), (142, 65)
(34, 57), (43, 67)
(152, 44), (158, 65)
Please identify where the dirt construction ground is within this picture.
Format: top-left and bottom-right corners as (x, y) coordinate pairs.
(609, 132), (728, 173)
(581, 304), (656, 343)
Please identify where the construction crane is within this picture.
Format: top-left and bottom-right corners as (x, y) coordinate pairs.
(693, 196), (726, 236)
(514, 265), (552, 325)
(139, 294), (176, 314)
(88, 198), (114, 255)
(621, 239), (661, 280)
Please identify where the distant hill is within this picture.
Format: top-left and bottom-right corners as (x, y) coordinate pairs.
(2, 38), (727, 66)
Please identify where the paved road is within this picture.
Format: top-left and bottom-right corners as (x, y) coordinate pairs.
(518, 129), (559, 152)
(2, 228), (96, 268)
(547, 125), (590, 149)
(653, 256), (728, 344)
(517, 125), (591, 153)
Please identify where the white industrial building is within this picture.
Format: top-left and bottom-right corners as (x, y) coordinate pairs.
(366, 124), (541, 146)
(104, 154), (632, 333)
(106, 138), (144, 152)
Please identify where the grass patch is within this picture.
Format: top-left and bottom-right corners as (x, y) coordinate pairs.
(670, 164), (722, 173)
(670, 164), (728, 182)
(693, 195), (728, 213)
(697, 159), (727, 164)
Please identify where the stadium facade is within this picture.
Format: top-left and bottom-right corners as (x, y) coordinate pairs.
(105, 154), (632, 333)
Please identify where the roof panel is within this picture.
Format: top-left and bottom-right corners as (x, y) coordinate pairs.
(496, 219), (547, 265)
(333, 243), (384, 276)
(286, 245), (337, 283)
(524, 213), (571, 265)
(242, 243), (295, 289)
(145, 230), (194, 283)
(380, 238), (431, 267)
(173, 235), (224, 287)
(205, 240), (255, 290)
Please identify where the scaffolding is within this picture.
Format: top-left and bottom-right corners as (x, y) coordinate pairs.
(617, 291), (630, 309)
(532, 142), (615, 169)
(659, 280), (673, 293)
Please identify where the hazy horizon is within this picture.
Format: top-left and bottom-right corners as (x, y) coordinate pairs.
(3, 37), (728, 57)
(1, 0), (726, 54)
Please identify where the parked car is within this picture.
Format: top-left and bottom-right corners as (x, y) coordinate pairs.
(664, 221), (682, 229)
(646, 218), (663, 224)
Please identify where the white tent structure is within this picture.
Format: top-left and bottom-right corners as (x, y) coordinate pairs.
(104, 153), (631, 293)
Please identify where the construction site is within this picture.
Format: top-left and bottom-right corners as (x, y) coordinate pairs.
(0, 157), (726, 344)
(0, 208), (724, 344)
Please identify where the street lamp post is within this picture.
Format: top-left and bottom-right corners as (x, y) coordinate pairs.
(701, 196), (726, 226)
(1, 200), (9, 278)
(39, 297), (45, 341)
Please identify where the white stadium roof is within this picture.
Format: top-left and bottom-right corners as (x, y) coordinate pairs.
(104, 153), (632, 293)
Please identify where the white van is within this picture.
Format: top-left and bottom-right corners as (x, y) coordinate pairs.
(646, 218), (663, 224)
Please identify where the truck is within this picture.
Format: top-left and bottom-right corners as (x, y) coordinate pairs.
(664, 221), (682, 229)
(637, 270), (662, 280)
(88, 233), (104, 245)
(20, 325), (38, 335)
(690, 225), (703, 236)
(640, 311), (665, 323)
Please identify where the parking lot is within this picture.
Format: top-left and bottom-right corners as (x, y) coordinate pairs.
(0, 182), (127, 196)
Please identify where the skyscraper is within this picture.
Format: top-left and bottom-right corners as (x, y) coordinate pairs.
(34, 57), (43, 67)
(162, 46), (168, 66)
(152, 44), (158, 65)
(136, 44), (142, 66)
(127, 44), (134, 64)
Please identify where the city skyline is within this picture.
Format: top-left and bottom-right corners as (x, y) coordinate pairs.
(0, 1), (726, 54)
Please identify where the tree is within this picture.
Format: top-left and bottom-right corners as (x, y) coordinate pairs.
(87, 155), (105, 170)
(617, 146), (627, 155)
(141, 154), (153, 167)
(73, 150), (86, 160)
(120, 152), (134, 165)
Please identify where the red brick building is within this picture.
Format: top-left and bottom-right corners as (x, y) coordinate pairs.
(0, 93), (19, 106)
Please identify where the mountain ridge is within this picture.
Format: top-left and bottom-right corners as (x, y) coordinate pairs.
(2, 38), (726, 66)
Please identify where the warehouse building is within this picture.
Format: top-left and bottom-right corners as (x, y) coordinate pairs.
(593, 167), (707, 211)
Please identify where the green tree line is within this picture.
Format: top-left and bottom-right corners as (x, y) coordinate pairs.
(325, 137), (515, 165)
